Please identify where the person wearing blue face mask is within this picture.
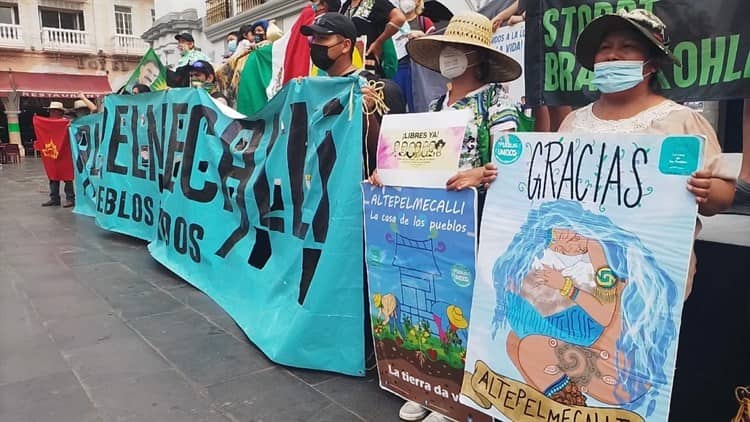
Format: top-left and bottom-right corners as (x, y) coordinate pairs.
(224, 31), (239, 59)
(559, 9), (737, 299)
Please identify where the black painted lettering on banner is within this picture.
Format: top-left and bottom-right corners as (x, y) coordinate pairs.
(255, 114), (282, 232)
(130, 105), (147, 180)
(288, 102), (309, 240)
(181, 105), (219, 203)
(107, 105), (130, 175)
(162, 103), (189, 193)
(214, 119), (263, 258)
(312, 131), (336, 243)
(157, 209), (203, 264)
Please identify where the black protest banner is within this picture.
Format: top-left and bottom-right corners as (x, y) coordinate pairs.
(525, 0), (749, 106)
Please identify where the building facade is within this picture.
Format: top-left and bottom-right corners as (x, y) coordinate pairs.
(202, 0), (307, 58)
(142, 0), (214, 68)
(0, 0), (154, 155)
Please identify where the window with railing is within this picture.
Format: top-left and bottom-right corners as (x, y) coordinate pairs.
(39, 8), (85, 31)
(205, 0), (231, 26)
(0, 3), (19, 25)
(115, 5), (133, 35)
(205, 0), (268, 26)
(236, 0), (266, 13)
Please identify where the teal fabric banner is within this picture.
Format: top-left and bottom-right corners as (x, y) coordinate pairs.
(69, 81), (366, 376)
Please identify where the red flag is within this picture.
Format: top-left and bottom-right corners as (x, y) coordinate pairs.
(33, 116), (73, 181)
(281, 6), (316, 85)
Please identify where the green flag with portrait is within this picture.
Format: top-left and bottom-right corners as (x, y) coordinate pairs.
(124, 48), (167, 93)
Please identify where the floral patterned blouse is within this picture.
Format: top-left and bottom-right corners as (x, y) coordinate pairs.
(429, 83), (518, 170)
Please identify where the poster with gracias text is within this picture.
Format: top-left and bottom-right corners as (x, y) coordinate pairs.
(461, 133), (703, 422)
(363, 185), (491, 422)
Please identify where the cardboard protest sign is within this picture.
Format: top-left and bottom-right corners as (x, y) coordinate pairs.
(376, 110), (470, 187)
(69, 79), (367, 376)
(492, 22), (527, 108)
(363, 185), (491, 421)
(525, 0), (749, 105)
(461, 133), (702, 421)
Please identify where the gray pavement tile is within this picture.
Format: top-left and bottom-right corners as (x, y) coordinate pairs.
(12, 261), (73, 280)
(167, 285), (231, 320)
(130, 308), (225, 347)
(89, 370), (228, 422)
(147, 273), (189, 290)
(43, 312), (135, 351)
(210, 316), (251, 345)
(0, 341), (69, 385)
(63, 335), (171, 389)
(75, 266), (156, 299)
(106, 289), (185, 321)
(287, 367), (339, 387)
(0, 371), (101, 422)
(59, 247), (116, 268)
(314, 373), (403, 421)
(158, 333), (272, 387)
(0, 295), (50, 352)
(312, 403), (363, 422)
(31, 292), (113, 323)
(21, 273), (92, 299)
(137, 259), (181, 283)
(208, 367), (334, 421)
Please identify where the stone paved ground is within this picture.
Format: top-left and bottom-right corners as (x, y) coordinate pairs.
(0, 159), (403, 421)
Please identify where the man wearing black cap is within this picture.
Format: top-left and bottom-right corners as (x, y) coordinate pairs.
(301, 13), (405, 372)
(301, 13), (405, 173)
(175, 33), (210, 68)
(169, 32), (211, 87)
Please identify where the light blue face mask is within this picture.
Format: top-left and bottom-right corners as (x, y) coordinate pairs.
(227, 39), (237, 53)
(592, 60), (647, 93)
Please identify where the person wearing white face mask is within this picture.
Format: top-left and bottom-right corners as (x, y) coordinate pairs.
(407, 13), (520, 192)
(559, 9), (736, 299)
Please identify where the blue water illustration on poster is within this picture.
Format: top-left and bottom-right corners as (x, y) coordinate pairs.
(363, 185), (490, 421)
(461, 133), (703, 422)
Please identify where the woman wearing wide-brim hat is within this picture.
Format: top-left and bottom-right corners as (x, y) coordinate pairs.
(560, 8), (735, 293)
(376, 12), (522, 197)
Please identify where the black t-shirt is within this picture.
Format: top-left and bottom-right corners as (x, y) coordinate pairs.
(340, 0), (395, 50)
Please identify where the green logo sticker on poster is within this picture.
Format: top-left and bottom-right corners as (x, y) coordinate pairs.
(451, 264), (472, 287)
(659, 136), (702, 175)
(494, 134), (523, 165)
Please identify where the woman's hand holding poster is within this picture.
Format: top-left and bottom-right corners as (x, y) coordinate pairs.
(460, 133), (703, 422)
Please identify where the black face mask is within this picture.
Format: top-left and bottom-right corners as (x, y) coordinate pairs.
(310, 41), (343, 71)
(254, 34), (264, 43)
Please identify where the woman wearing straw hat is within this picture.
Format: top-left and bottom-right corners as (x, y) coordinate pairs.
(404, 12), (522, 194)
(367, 12), (521, 194)
(559, 8), (736, 300)
(391, 12), (523, 421)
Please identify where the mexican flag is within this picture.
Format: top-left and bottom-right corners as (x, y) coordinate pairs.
(33, 116), (73, 181)
(236, 6), (316, 116)
(123, 48), (168, 93)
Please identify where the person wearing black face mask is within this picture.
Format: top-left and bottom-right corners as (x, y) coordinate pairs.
(302, 13), (405, 174)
